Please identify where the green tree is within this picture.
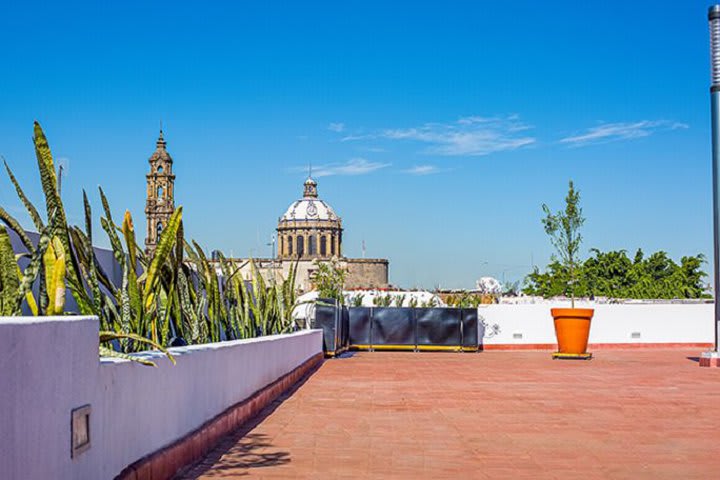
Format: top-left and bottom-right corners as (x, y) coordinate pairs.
(523, 260), (570, 298)
(524, 249), (708, 300)
(633, 248), (644, 265)
(678, 254), (707, 298)
(583, 249), (633, 299)
(310, 257), (346, 304)
(541, 180), (585, 308)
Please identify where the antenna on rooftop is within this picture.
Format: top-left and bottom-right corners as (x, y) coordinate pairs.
(362, 239), (366, 259)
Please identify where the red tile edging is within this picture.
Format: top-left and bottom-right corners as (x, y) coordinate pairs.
(482, 342), (713, 351)
(114, 352), (324, 480)
(589, 342), (713, 349)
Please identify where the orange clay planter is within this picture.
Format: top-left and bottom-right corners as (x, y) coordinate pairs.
(551, 308), (594, 354)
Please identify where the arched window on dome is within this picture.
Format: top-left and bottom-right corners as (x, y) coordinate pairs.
(297, 236), (304, 257)
(288, 235), (293, 256)
(157, 222), (163, 238)
(309, 235), (317, 255)
(157, 186), (164, 200)
(320, 236), (327, 256)
(157, 166), (163, 173)
(330, 235), (335, 255)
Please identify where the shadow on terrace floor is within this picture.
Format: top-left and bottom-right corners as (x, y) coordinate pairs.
(175, 361), (321, 479)
(183, 432), (289, 477)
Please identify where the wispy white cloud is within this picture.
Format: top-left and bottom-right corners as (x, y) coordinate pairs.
(560, 120), (689, 146)
(403, 165), (441, 175)
(339, 133), (370, 142)
(327, 122), (345, 133)
(457, 116), (495, 125)
(299, 158), (391, 177)
(340, 116), (535, 156)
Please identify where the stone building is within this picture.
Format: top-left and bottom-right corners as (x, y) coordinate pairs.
(144, 130), (175, 255)
(140, 128), (389, 290)
(231, 176), (389, 292)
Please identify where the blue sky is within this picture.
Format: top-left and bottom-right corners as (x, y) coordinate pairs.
(0, 0), (714, 288)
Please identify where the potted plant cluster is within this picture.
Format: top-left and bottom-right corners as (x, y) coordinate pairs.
(542, 180), (594, 359)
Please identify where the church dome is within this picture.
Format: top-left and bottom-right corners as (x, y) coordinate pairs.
(277, 176), (343, 260)
(281, 199), (338, 221)
(279, 177), (339, 222)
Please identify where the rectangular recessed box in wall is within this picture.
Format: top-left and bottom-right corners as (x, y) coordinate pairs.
(631, 332), (641, 339)
(513, 332), (523, 340)
(71, 404), (91, 458)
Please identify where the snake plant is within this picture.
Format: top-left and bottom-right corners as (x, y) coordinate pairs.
(1, 121), (304, 365)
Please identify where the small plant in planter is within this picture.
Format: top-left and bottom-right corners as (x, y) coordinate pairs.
(310, 257), (346, 306)
(349, 293), (365, 307)
(372, 293), (393, 307)
(542, 180), (594, 358)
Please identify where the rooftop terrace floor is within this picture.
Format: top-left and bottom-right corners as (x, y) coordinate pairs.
(179, 350), (720, 479)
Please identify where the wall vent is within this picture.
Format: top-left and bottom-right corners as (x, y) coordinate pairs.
(71, 404), (91, 458)
(631, 332), (641, 339)
(513, 332), (523, 340)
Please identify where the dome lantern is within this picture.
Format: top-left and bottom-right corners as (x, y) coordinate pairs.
(303, 176), (318, 198)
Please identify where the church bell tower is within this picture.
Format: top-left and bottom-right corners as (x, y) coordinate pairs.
(145, 130), (175, 255)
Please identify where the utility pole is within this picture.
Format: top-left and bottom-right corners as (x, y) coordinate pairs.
(266, 233), (277, 281)
(266, 234), (276, 259)
(702, 5), (720, 366)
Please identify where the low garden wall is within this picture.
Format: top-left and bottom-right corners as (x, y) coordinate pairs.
(314, 302), (713, 355)
(479, 302), (714, 348)
(0, 315), (323, 480)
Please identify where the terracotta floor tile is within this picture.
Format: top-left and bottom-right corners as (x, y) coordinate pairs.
(177, 350), (720, 479)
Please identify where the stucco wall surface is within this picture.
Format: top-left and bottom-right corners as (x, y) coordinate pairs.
(479, 302), (714, 346)
(0, 316), (322, 480)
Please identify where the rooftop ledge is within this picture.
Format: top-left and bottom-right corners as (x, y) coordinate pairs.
(0, 314), (97, 326)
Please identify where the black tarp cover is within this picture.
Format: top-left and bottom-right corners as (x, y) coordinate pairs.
(316, 305), (481, 353)
(371, 307), (415, 346)
(416, 308), (461, 346)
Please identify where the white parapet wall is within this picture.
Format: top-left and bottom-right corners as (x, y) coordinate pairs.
(0, 315), (323, 480)
(479, 302), (714, 347)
